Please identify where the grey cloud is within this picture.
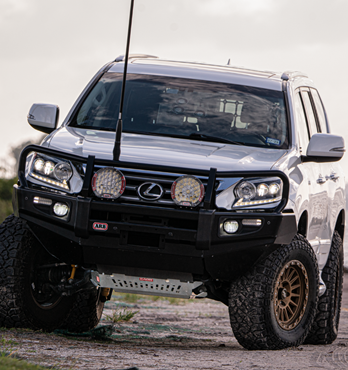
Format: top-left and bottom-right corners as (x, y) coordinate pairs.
(0, 0), (348, 160)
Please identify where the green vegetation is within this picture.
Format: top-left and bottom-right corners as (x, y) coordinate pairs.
(0, 178), (16, 223)
(0, 356), (48, 370)
(113, 292), (188, 305)
(116, 293), (140, 303)
(0, 337), (18, 346)
(0, 178), (16, 200)
(104, 308), (139, 323)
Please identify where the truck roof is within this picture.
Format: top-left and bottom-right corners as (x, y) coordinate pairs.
(108, 55), (309, 91)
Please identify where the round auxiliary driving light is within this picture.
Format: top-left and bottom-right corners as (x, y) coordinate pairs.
(223, 220), (239, 234)
(54, 162), (73, 181)
(53, 202), (69, 217)
(171, 175), (204, 207)
(91, 168), (125, 199)
(236, 181), (256, 200)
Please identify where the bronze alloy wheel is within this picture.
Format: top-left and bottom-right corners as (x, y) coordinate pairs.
(274, 260), (309, 330)
(229, 234), (318, 350)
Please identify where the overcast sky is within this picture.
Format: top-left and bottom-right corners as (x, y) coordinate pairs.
(1, 0), (348, 169)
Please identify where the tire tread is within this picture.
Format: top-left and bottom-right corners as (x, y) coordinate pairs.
(304, 231), (343, 344)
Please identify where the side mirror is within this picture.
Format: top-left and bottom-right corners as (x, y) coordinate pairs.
(27, 103), (59, 134)
(305, 133), (345, 162)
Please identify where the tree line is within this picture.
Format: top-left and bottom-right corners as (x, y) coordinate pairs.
(0, 136), (44, 223)
(0, 177), (16, 223)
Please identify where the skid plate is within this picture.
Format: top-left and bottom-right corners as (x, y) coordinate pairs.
(91, 271), (204, 299)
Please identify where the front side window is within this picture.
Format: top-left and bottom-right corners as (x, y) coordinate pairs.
(294, 92), (310, 153)
(310, 89), (328, 133)
(70, 73), (289, 149)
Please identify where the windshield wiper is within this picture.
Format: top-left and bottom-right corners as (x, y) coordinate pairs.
(123, 131), (247, 145)
(188, 133), (246, 146)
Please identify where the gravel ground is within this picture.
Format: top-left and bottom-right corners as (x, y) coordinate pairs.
(1, 276), (348, 370)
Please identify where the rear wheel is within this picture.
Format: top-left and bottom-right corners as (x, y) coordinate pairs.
(229, 234), (319, 350)
(305, 231), (343, 344)
(0, 215), (103, 332)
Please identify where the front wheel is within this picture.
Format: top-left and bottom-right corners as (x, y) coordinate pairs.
(229, 234), (319, 350)
(0, 215), (103, 332)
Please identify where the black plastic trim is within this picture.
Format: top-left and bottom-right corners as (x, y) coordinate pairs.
(301, 155), (343, 163)
(281, 79), (292, 148)
(81, 155), (95, 197)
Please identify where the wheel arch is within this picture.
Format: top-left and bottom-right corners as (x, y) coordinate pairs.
(334, 209), (345, 242)
(298, 211), (308, 238)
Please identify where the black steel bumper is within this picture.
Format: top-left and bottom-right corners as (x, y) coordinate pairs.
(13, 184), (297, 281)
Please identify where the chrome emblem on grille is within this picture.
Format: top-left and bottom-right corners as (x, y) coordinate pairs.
(137, 182), (164, 201)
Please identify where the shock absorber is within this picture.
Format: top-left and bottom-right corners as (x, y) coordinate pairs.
(100, 288), (111, 302)
(69, 265), (78, 281)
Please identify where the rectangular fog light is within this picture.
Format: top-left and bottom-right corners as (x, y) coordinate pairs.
(33, 197), (52, 206)
(242, 219), (262, 227)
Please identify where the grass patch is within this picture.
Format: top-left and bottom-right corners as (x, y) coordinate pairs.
(0, 337), (18, 346)
(112, 292), (188, 305)
(166, 297), (187, 305)
(104, 308), (138, 323)
(148, 296), (187, 305)
(117, 293), (140, 303)
(0, 356), (48, 369)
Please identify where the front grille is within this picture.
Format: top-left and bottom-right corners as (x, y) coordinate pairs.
(89, 210), (199, 231)
(93, 166), (209, 208)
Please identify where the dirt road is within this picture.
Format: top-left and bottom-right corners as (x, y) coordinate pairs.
(2, 277), (348, 370)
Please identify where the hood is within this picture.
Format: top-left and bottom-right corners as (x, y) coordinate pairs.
(44, 126), (287, 172)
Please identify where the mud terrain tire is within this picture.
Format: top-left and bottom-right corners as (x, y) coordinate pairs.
(0, 215), (103, 332)
(60, 288), (104, 333)
(229, 234), (319, 350)
(304, 231), (343, 344)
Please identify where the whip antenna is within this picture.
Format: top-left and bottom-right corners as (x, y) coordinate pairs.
(113, 0), (135, 161)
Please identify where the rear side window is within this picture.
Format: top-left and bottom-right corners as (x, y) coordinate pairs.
(310, 89), (328, 133)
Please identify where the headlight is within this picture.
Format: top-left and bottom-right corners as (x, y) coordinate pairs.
(54, 162), (73, 181)
(234, 177), (283, 208)
(236, 182), (256, 200)
(171, 175), (204, 207)
(25, 152), (83, 193)
(91, 167), (125, 199)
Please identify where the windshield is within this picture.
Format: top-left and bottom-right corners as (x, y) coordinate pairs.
(70, 73), (289, 149)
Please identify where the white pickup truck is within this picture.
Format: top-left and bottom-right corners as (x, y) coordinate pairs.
(0, 55), (345, 350)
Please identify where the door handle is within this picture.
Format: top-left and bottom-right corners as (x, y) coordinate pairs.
(317, 176), (326, 184)
(330, 173), (339, 182)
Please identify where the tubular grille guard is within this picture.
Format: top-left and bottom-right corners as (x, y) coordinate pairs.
(18, 144), (290, 213)
(91, 272), (204, 299)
